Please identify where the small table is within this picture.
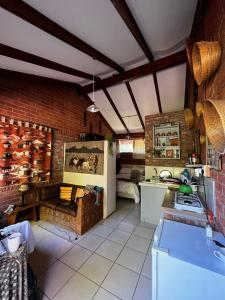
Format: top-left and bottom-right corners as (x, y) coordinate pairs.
(6, 204), (37, 225)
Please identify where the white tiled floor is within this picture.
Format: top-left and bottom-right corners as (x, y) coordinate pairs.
(29, 198), (155, 300)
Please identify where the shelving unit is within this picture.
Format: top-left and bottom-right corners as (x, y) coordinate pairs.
(153, 122), (180, 159)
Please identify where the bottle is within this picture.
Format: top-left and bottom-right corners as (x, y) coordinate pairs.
(206, 224), (213, 239)
(192, 153), (196, 164)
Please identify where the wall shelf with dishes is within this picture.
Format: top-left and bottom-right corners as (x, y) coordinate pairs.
(153, 122), (180, 159)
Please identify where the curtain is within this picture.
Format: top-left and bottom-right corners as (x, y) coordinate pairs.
(133, 139), (145, 159)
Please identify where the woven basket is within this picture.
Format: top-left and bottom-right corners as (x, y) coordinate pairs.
(203, 99), (225, 154)
(196, 101), (204, 118)
(192, 41), (221, 85)
(184, 108), (194, 129)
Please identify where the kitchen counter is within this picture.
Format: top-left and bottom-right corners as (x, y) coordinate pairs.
(162, 188), (208, 227)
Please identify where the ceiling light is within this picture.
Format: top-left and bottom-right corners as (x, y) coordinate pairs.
(87, 58), (99, 113)
(87, 103), (99, 113)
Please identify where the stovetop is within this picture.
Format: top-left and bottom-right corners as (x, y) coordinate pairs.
(175, 192), (204, 213)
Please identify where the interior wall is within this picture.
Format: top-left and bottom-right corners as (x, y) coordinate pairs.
(64, 141), (116, 218)
(0, 71), (112, 211)
(189, 0), (225, 234)
(145, 110), (193, 167)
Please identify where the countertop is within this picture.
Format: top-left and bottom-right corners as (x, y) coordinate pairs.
(162, 188), (207, 221)
(139, 181), (180, 189)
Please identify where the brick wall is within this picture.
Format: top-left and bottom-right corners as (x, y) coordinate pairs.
(188, 0), (225, 234)
(0, 72), (112, 211)
(145, 110), (193, 167)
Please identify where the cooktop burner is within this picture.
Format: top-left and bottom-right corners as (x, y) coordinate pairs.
(174, 192), (204, 213)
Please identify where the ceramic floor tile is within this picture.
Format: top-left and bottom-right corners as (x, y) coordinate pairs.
(36, 235), (72, 259)
(52, 272), (99, 300)
(99, 219), (119, 229)
(139, 222), (156, 230)
(60, 244), (92, 270)
(28, 249), (57, 277)
(102, 264), (139, 300)
(79, 253), (113, 284)
(133, 226), (155, 240)
(32, 224), (55, 243)
(78, 233), (104, 251)
(39, 291), (50, 300)
(116, 246), (146, 273)
(107, 229), (131, 245)
(123, 216), (140, 226)
(133, 276), (152, 300)
(118, 221), (136, 233)
(141, 255), (152, 279)
(126, 235), (150, 254)
(93, 288), (120, 299)
(96, 239), (123, 261)
(38, 260), (74, 299)
(92, 224), (114, 238)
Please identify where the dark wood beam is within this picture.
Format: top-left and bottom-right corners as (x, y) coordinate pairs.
(125, 82), (144, 130)
(0, 43), (95, 81)
(111, 0), (153, 61)
(102, 88), (129, 134)
(0, 67), (80, 88)
(0, 0), (123, 73)
(153, 73), (162, 113)
(184, 64), (190, 108)
(110, 0), (162, 113)
(191, 0), (209, 37)
(80, 50), (187, 94)
(84, 94), (115, 135)
(116, 132), (145, 139)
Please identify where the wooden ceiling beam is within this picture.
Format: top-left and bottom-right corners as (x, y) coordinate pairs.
(153, 73), (162, 113)
(102, 88), (129, 134)
(191, 0), (209, 37)
(116, 132), (145, 139)
(80, 50), (187, 94)
(0, 0), (124, 73)
(111, 0), (162, 114)
(0, 43), (95, 81)
(125, 82), (144, 130)
(111, 0), (153, 62)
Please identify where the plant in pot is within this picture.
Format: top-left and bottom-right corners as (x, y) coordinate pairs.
(105, 134), (115, 155)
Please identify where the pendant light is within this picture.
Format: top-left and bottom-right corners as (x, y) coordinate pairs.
(87, 58), (99, 113)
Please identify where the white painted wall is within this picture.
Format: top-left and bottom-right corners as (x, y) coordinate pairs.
(145, 166), (187, 180)
(63, 141), (116, 218)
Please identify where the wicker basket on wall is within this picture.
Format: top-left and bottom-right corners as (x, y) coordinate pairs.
(192, 41), (221, 85)
(203, 99), (225, 154)
(184, 108), (194, 129)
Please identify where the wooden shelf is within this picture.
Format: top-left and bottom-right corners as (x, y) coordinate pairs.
(153, 122), (180, 160)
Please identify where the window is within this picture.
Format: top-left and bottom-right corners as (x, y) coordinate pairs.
(119, 139), (133, 153)
(133, 139), (145, 159)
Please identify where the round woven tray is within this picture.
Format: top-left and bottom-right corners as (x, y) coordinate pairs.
(203, 99), (225, 154)
(184, 108), (194, 129)
(192, 41), (221, 85)
(196, 101), (204, 118)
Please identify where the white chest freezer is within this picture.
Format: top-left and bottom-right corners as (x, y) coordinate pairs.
(152, 220), (225, 300)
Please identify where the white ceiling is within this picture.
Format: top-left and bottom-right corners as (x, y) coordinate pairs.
(0, 0), (197, 133)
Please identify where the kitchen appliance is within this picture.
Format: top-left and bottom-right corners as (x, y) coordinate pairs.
(152, 219), (225, 300)
(180, 168), (191, 184)
(179, 184), (192, 194)
(174, 192), (204, 213)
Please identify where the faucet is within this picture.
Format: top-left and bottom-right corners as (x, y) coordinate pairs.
(153, 168), (158, 179)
